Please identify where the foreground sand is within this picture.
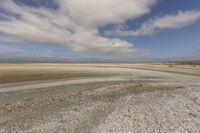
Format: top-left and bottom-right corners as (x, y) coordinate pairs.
(0, 63), (200, 133)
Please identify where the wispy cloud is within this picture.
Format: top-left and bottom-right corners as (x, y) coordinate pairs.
(107, 10), (200, 36)
(0, 0), (156, 56)
(0, 45), (62, 59)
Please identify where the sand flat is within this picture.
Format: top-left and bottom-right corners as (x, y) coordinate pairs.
(0, 63), (200, 133)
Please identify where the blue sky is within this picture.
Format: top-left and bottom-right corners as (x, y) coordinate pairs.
(0, 0), (200, 62)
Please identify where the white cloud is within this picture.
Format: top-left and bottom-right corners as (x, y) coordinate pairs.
(58, 0), (155, 27)
(107, 10), (200, 36)
(0, 0), (156, 56)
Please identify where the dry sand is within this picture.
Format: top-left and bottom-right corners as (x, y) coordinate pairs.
(0, 63), (200, 133)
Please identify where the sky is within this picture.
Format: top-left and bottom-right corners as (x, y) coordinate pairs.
(0, 0), (200, 62)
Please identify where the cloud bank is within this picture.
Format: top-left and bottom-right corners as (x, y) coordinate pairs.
(0, 0), (156, 56)
(107, 10), (200, 36)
